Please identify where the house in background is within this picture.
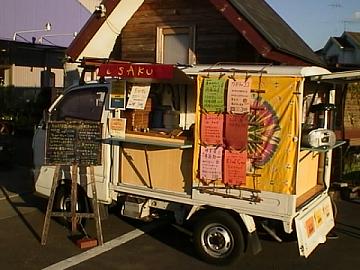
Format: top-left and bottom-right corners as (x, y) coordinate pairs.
(0, 0), (98, 130)
(66, 0), (323, 75)
(320, 31), (360, 71)
(0, 40), (65, 130)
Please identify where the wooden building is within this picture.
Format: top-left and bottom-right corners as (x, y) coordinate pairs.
(66, 0), (323, 66)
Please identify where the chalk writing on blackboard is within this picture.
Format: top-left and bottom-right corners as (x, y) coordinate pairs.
(223, 149), (247, 186)
(46, 121), (102, 166)
(227, 78), (251, 114)
(202, 78), (226, 112)
(199, 145), (223, 181)
(200, 113), (224, 145)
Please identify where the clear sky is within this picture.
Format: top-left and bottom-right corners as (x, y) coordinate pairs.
(266, 0), (360, 50)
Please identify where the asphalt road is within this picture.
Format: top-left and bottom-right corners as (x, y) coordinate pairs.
(0, 190), (359, 270)
(1, 135), (360, 269)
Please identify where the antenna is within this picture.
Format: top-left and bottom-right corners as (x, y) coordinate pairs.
(328, 3), (342, 8)
(328, 2), (343, 35)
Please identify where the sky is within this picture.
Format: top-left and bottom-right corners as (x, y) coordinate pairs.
(266, 0), (360, 50)
(1, 0), (360, 50)
(0, 0), (92, 47)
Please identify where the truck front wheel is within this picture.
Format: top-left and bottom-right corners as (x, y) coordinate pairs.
(193, 210), (245, 265)
(53, 182), (89, 228)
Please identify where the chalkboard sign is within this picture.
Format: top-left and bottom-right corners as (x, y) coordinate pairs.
(46, 121), (102, 165)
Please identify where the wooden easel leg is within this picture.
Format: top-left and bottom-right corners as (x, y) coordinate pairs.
(71, 164), (78, 234)
(90, 166), (103, 245)
(41, 165), (61, 245)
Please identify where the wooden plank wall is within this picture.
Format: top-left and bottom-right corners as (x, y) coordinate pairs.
(115, 0), (269, 64)
(344, 82), (360, 143)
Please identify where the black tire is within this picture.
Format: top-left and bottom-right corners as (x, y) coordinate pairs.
(193, 210), (245, 265)
(53, 182), (89, 228)
(330, 194), (338, 220)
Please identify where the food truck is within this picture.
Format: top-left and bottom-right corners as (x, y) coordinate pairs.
(33, 59), (342, 264)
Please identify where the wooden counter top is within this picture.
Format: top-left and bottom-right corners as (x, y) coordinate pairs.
(104, 130), (193, 148)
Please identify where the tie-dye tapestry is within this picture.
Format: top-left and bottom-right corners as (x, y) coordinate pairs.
(194, 75), (301, 194)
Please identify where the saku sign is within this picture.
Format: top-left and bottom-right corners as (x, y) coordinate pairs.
(98, 63), (174, 80)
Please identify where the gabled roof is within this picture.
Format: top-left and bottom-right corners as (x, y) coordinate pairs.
(345, 31), (360, 48)
(323, 31), (360, 52)
(211, 0), (323, 65)
(67, 0), (323, 66)
(334, 37), (354, 49)
(0, 39), (65, 68)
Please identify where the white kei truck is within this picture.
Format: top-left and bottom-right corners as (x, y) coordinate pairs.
(33, 59), (342, 264)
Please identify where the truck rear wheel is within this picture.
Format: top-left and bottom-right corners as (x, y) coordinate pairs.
(193, 210), (244, 265)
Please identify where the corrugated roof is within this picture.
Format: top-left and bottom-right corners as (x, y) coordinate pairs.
(228, 0), (323, 66)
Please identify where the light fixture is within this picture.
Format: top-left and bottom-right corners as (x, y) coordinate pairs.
(13, 22), (52, 41)
(95, 4), (106, 18)
(38, 32), (77, 44)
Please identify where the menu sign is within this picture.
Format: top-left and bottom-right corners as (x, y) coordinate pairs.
(109, 118), (126, 139)
(46, 121), (102, 166)
(223, 150), (247, 186)
(199, 146), (223, 181)
(224, 114), (248, 150)
(200, 113), (224, 145)
(202, 78), (226, 112)
(126, 84), (151, 110)
(227, 78), (251, 114)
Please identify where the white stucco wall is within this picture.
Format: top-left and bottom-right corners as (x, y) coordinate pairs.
(77, 0), (144, 60)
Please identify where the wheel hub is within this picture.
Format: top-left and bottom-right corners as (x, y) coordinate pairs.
(202, 224), (233, 258)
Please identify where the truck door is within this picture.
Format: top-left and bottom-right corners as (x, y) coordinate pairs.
(33, 85), (109, 200)
(33, 85), (107, 167)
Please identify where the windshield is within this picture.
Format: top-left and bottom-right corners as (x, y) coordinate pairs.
(50, 86), (107, 122)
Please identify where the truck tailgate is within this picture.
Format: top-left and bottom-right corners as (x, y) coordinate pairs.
(295, 195), (334, 257)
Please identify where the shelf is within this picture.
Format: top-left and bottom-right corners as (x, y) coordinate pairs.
(300, 140), (346, 152)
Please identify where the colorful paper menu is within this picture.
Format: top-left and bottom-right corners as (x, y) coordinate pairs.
(224, 114), (248, 150)
(199, 146), (223, 181)
(202, 78), (226, 112)
(200, 113), (224, 145)
(227, 78), (252, 113)
(223, 149), (247, 186)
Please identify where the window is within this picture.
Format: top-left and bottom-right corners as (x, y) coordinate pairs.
(51, 87), (107, 122)
(157, 26), (196, 65)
